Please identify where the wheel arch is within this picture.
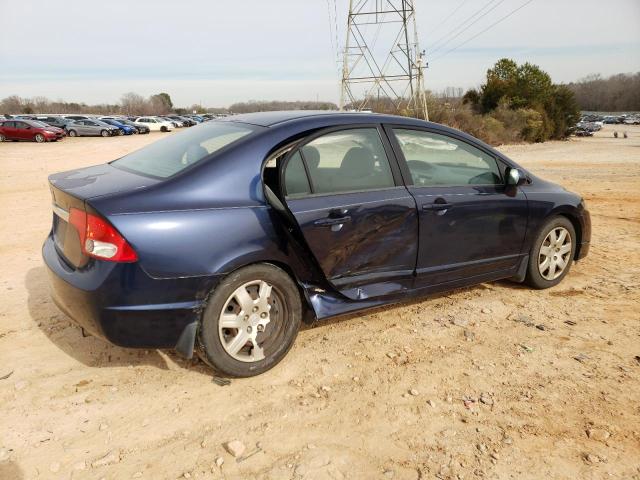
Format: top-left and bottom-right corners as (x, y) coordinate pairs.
(209, 258), (320, 324)
(530, 206), (583, 261)
(556, 212), (583, 260)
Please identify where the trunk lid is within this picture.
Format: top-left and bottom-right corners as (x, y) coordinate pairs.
(49, 163), (159, 268)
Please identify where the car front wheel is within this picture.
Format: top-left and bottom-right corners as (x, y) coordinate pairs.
(34, 133), (46, 143)
(198, 264), (302, 377)
(525, 216), (576, 289)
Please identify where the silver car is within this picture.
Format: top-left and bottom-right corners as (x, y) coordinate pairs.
(66, 119), (119, 137)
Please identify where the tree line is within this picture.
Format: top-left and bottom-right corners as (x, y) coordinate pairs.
(567, 72), (640, 112)
(0, 92), (179, 116)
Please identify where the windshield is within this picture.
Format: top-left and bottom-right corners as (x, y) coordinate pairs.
(111, 122), (256, 178)
(30, 121), (50, 128)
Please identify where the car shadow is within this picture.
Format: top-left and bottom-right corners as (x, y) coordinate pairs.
(26, 266), (198, 371)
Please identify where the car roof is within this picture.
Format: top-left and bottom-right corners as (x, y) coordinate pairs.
(220, 110), (433, 128)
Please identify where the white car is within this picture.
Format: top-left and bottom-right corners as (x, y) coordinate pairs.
(133, 116), (174, 132)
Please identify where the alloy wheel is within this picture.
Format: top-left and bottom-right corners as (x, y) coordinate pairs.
(217, 280), (285, 363)
(538, 226), (572, 280)
(35, 134), (45, 143)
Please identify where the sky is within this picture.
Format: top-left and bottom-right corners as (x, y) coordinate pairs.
(0, 0), (639, 108)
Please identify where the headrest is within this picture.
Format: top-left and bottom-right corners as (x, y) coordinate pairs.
(340, 147), (374, 177)
(302, 145), (320, 169)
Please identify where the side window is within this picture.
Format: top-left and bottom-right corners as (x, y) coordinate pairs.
(285, 128), (394, 196)
(15, 122), (27, 129)
(284, 151), (311, 197)
(393, 129), (502, 187)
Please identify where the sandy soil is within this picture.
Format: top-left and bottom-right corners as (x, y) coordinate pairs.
(1, 126), (639, 480)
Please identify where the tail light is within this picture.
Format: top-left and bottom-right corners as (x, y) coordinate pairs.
(69, 208), (138, 262)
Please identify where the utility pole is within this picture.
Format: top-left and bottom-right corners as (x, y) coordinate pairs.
(340, 0), (428, 120)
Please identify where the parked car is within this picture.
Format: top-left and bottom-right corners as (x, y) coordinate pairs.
(43, 111), (591, 377)
(101, 117), (150, 134)
(133, 116), (174, 132)
(63, 115), (92, 121)
(159, 116), (183, 128)
(66, 119), (119, 137)
(99, 118), (136, 135)
(36, 116), (78, 131)
(574, 128), (594, 137)
(166, 115), (196, 127)
(170, 115), (196, 126)
(0, 119), (65, 142)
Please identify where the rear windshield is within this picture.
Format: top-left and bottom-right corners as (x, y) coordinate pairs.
(111, 122), (256, 178)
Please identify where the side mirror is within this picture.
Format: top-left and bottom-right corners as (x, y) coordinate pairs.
(506, 167), (525, 186)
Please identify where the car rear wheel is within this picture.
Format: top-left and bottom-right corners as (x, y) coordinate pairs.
(34, 133), (46, 143)
(525, 216), (576, 289)
(0, 134), (5, 142)
(198, 264), (302, 377)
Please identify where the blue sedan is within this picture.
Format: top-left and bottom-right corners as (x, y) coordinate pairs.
(43, 111), (591, 376)
(100, 118), (136, 135)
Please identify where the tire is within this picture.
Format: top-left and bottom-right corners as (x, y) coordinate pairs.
(117, 129), (124, 136)
(68, 130), (78, 137)
(0, 134), (5, 142)
(198, 264), (302, 377)
(101, 129), (110, 137)
(160, 126), (167, 132)
(34, 133), (46, 143)
(525, 216), (576, 289)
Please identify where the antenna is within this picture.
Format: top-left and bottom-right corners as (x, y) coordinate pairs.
(340, 0), (428, 120)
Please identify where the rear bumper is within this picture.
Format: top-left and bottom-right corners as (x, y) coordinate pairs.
(43, 234), (221, 348)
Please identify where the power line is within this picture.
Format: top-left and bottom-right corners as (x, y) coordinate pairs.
(429, 0), (507, 57)
(427, 0), (499, 52)
(326, 0), (336, 59)
(431, 0), (536, 62)
(429, 0), (470, 37)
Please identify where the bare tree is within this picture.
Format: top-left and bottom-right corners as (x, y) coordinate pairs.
(120, 92), (148, 115)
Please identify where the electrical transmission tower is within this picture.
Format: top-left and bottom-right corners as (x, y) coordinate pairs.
(340, 0), (428, 120)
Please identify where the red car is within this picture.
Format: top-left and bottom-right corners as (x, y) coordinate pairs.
(0, 119), (66, 142)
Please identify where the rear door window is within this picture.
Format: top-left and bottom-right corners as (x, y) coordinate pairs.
(284, 128), (395, 196)
(283, 151), (311, 197)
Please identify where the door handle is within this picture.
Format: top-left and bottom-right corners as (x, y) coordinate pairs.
(314, 215), (351, 227)
(422, 203), (452, 211)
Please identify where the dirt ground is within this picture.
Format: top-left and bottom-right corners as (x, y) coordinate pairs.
(1, 125), (639, 480)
